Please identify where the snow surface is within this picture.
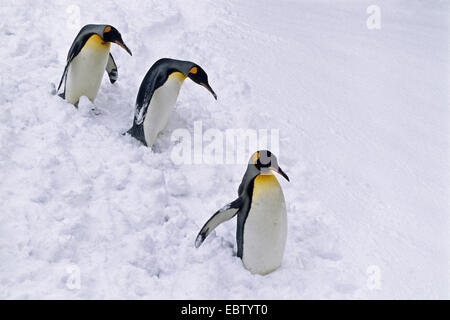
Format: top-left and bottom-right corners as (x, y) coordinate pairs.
(0, 0), (449, 299)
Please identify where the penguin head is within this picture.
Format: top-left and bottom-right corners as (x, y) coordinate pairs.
(101, 25), (132, 56)
(186, 65), (217, 100)
(250, 150), (290, 181)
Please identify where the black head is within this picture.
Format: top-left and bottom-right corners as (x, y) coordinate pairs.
(101, 25), (132, 56)
(186, 65), (217, 100)
(249, 150), (289, 181)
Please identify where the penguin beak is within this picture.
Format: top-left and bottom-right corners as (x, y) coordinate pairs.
(200, 82), (217, 100)
(115, 40), (132, 56)
(271, 166), (290, 182)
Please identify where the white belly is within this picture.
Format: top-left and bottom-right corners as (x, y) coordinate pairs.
(243, 174), (287, 275)
(143, 73), (184, 147)
(65, 36), (110, 104)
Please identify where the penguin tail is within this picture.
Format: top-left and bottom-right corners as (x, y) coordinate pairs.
(125, 124), (137, 137)
(125, 123), (147, 146)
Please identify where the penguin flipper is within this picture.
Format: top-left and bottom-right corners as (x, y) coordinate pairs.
(195, 198), (243, 248)
(57, 63), (69, 98)
(106, 53), (118, 84)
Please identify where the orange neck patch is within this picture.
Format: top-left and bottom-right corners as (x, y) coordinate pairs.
(252, 173), (278, 200)
(168, 72), (187, 82)
(85, 34), (111, 50)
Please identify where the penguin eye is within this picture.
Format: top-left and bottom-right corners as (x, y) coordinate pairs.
(189, 67), (198, 75)
(258, 152), (272, 168)
(257, 159), (271, 168)
(104, 26), (112, 33)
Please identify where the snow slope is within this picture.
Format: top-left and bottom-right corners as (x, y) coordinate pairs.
(0, 0), (448, 299)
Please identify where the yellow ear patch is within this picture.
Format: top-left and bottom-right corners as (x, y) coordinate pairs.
(104, 26), (112, 33)
(189, 67), (198, 74)
(251, 152), (260, 165)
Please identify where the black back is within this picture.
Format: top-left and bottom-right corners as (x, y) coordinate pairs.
(236, 164), (261, 258)
(57, 24), (113, 95)
(127, 58), (198, 144)
(66, 25), (108, 63)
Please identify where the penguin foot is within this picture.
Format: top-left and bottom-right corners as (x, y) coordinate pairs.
(91, 107), (102, 116)
(49, 83), (57, 95)
(151, 144), (162, 153)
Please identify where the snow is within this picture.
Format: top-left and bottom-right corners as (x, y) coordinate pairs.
(0, 0), (449, 299)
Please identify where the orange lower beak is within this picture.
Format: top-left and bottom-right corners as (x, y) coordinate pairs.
(271, 166), (290, 181)
(115, 41), (132, 56)
(200, 82), (217, 100)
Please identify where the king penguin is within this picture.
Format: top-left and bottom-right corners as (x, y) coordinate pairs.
(57, 24), (132, 106)
(127, 58), (217, 147)
(195, 150), (290, 275)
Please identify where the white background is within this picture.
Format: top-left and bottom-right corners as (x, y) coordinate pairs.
(0, 0), (448, 298)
